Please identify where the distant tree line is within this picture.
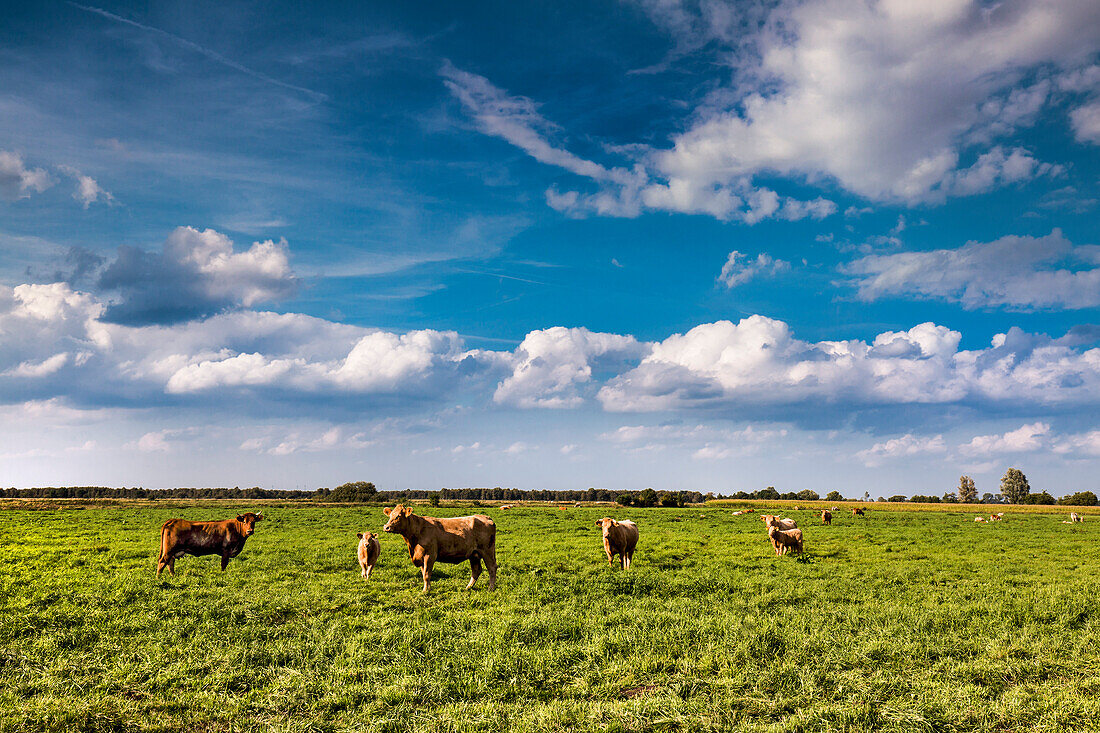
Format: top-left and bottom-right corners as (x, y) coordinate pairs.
(5, 477), (1096, 507)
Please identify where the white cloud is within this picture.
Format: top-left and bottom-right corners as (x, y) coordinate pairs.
(961, 422), (1051, 455)
(125, 430), (175, 452)
(598, 316), (1100, 414)
(0, 150), (52, 200)
(846, 229), (1100, 310)
(650, 0), (1099, 204)
(98, 226), (298, 324)
(718, 251), (791, 287)
(856, 434), (946, 467)
(58, 166), (114, 208)
(494, 327), (645, 408)
(1070, 100), (1100, 144)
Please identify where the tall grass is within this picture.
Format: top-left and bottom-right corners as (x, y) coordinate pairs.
(1, 503), (1098, 732)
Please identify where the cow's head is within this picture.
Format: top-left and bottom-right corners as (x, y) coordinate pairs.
(235, 512), (263, 536)
(356, 531), (377, 541)
(382, 505), (414, 533)
(594, 517), (616, 532)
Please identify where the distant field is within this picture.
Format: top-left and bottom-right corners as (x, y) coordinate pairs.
(2, 502), (1098, 732)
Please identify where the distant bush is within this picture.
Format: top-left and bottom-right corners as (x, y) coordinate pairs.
(887, 495), (906, 502)
(616, 494), (631, 506)
(825, 491), (844, 502)
(797, 489), (820, 501)
(429, 494), (440, 507)
(909, 495), (941, 503)
(756, 487), (780, 500)
(1058, 491), (1098, 506)
(1026, 491), (1056, 505)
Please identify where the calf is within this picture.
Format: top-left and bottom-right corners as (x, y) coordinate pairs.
(156, 513), (263, 577)
(768, 526), (803, 556)
(382, 505), (497, 592)
(821, 509), (832, 525)
(1071, 512), (1083, 523)
(356, 531), (380, 580)
(595, 518), (639, 570)
(852, 507), (866, 516)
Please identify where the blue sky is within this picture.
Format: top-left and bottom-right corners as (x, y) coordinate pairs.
(3, 0), (1100, 495)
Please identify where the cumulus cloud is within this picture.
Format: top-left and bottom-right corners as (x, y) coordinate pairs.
(856, 434), (947, 467)
(718, 251), (791, 287)
(98, 226), (298, 324)
(650, 0), (1099, 204)
(1070, 100), (1100, 144)
(494, 327), (645, 408)
(450, 2), (1100, 221)
(598, 316), (1100, 416)
(960, 422), (1051, 455)
(0, 150), (52, 200)
(58, 166), (114, 208)
(7, 280), (1100, 432)
(846, 229), (1100, 310)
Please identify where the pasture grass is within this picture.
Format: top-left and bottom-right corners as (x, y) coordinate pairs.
(1, 501), (1098, 732)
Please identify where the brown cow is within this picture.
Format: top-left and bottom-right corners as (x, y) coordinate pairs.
(768, 526), (803, 556)
(156, 513), (263, 577)
(382, 505), (497, 592)
(852, 507), (866, 516)
(356, 531), (380, 580)
(595, 518), (639, 569)
(821, 509), (832, 525)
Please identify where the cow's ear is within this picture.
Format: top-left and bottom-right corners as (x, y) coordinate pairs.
(256, 513), (264, 521)
(357, 532), (364, 539)
(402, 506), (414, 517)
(236, 515), (246, 522)
(383, 507), (392, 516)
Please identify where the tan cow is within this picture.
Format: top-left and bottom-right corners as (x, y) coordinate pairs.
(156, 513), (263, 577)
(356, 531), (380, 580)
(821, 509), (832, 525)
(595, 518), (638, 569)
(768, 526), (803, 556)
(382, 505), (497, 592)
(852, 507), (866, 516)
(761, 514), (797, 531)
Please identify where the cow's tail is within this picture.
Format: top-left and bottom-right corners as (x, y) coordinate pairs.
(158, 519), (175, 563)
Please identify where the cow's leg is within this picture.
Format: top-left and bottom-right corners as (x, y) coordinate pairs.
(484, 545), (497, 590)
(421, 556), (434, 592)
(221, 552), (231, 571)
(156, 558), (166, 578)
(364, 562), (374, 580)
(625, 551), (633, 570)
(466, 557), (482, 590)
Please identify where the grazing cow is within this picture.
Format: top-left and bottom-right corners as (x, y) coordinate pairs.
(1071, 512), (1083, 523)
(156, 513), (263, 577)
(974, 516), (986, 522)
(852, 507), (866, 516)
(761, 514), (797, 531)
(768, 526), (803, 556)
(356, 531), (380, 580)
(382, 505), (497, 592)
(821, 510), (832, 525)
(595, 518), (639, 570)
(733, 510), (745, 516)
(499, 504), (513, 510)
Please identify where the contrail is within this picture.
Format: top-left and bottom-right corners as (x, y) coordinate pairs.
(68, 3), (326, 103)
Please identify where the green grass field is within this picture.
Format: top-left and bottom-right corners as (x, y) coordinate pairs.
(2, 501), (1099, 732)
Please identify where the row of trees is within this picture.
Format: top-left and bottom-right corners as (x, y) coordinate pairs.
(5, 472), (1097, 506)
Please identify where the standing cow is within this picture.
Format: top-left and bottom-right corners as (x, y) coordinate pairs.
(356, 531), (381, 580)
(382, 505), (497, 592)
(821, 509), (832, 525)
(156, 513), (263, 577)
(595, 518), (638, 570)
